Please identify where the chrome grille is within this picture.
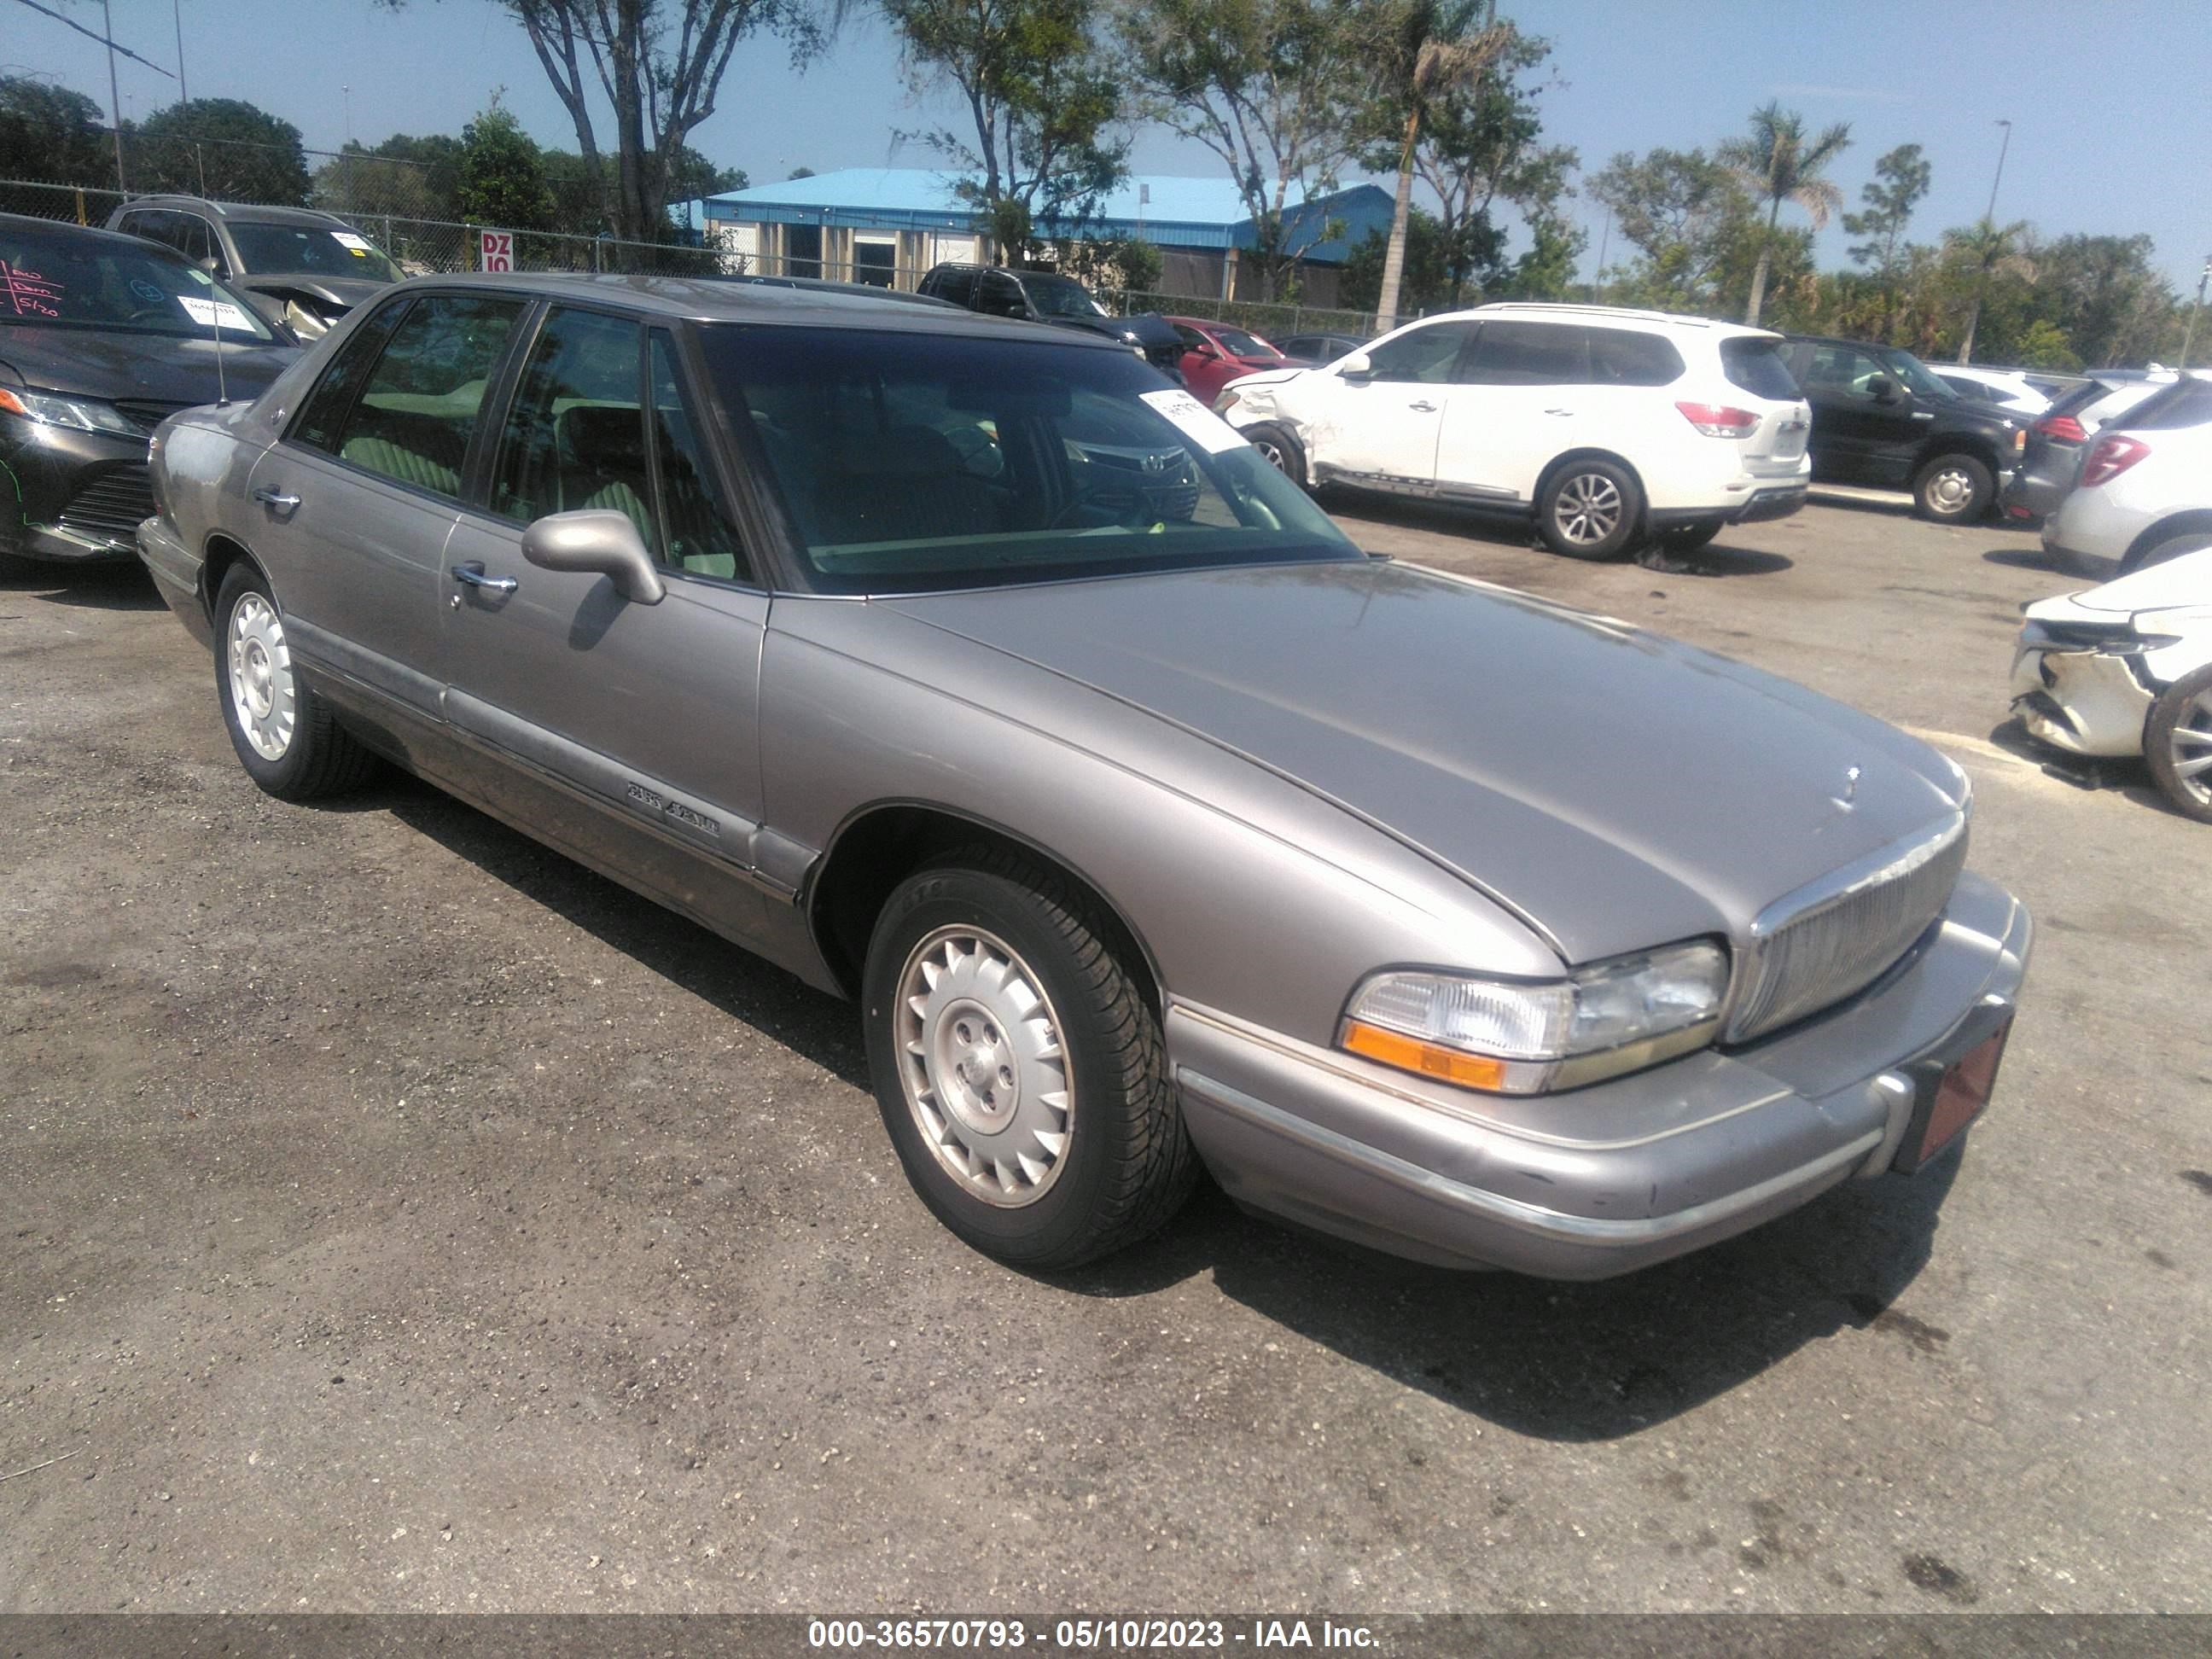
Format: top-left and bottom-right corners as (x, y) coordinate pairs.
(1726, 815), (1969, 1044)
(55, 463), (156, 545)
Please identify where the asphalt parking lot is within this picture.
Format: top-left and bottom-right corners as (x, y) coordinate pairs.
(3, 497), (2207, 1615)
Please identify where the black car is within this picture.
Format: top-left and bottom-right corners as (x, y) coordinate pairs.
(1781, 335), (2027, 522)
(0, 213), (299, 574)
(108, 196), (404, 341)
(1274, 332), (1367, 365)
(917, 263), (1185, 378)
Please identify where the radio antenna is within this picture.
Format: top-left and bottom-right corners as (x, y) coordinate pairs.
(212, 282), (229, 405)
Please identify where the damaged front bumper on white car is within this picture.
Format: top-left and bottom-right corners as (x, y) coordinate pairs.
(2010, 549), (2212, 758)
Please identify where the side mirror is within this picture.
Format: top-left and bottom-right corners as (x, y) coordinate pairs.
(521, 509), (666, 605)
(1866, 374), (1899, 403)
(1337, 352), (1374, 383)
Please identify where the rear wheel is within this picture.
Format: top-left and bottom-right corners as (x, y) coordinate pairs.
(213, 563), (377, 800)
(861, 848), (1198, 1269)
(1243, 422), (1308, 489)
(2117, 530), (2212, 578)
(2145, 665), (2212, 824)
(1912, 453), (1994, 523)
(1537, 460), (1643, 561)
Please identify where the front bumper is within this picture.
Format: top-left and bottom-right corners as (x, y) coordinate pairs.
(2008, 637), (2154, 758)
(1170, 870), (2029, 1278)
(0, 420), (155, 566)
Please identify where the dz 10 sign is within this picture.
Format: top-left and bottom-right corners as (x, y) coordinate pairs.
(479, 230), (514, 272)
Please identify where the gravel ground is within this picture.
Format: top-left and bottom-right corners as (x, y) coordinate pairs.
(1, 498), (2206, 1615)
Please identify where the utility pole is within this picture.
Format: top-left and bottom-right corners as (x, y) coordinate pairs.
(172, 0), (188, 105)
(102, 0), (127, 193)
(2181, 256), (2211, 370)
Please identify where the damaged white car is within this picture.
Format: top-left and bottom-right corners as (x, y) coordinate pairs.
(2011, 549), (2212, 820)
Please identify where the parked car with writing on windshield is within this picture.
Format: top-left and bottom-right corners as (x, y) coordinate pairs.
(108, 196), (403, 341)
(2000, 371), (2180, 525)
(0, 212), (297, 577)
(138, 274), (2025, 1277)
(2011, 546), (2212, 822)
(1218, 301), (1811, 561)
(2039, 375), (2212, 579)
(1780, 335), (2025, 523)
(1166, 315), (1290, 404)
(916, 262), (1185, 379)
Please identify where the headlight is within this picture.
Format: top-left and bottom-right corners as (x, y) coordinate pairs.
(1340, 940), (1729, 1094)
(0, 387), (141, 437)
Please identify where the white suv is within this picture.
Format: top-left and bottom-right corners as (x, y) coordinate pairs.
(1215, 302), (1812, 560)
(2041, 375), (2212, 576)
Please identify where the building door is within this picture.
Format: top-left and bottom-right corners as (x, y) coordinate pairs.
(854, 235), (895, 288)
(785, 223), (822, 280)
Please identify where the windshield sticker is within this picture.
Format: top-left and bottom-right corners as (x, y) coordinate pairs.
(177, 294), (255, 332)
(331, 231), (373, 253)
(129, 277), (166, 304)
(1138, 387), (1249, 455)
(2, 259), (61, 319)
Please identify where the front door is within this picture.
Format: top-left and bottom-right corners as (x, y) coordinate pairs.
(1434, 318), (1590, 503)
(439, 306), (774, 926)
(1792, 341), (1928, 486)
(1311, 320), (1476, 486)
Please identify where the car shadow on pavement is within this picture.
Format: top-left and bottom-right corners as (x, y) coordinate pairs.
(3, 564), (165, 610)
(364, 772), (873, 1090)
(1062, 1150), (1962, 1441)
(1327, 492), (1795, 578)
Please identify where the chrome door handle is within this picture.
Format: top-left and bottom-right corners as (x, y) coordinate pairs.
(1544, 407), (1575, 416)
(253, 487), (300, 512)
(1911, 410), (1936, 420)
(451, 562), (518, 594)
(1406, 399), (1440, 412)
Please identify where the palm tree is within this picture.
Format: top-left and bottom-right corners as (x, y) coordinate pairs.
(1946, 218), (2034, 364)
(1371, 1), (1514, 332)
(1718, 102), (1852, 326)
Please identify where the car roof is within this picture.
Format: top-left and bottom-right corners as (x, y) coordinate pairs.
(118, 196), (350, 229)
(378, 271), (1126, 346)
(0, 209), (196, 259)
(1471, 300), (1779, 341)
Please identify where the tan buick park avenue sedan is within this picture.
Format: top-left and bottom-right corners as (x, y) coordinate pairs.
(137, 274), (2030, 1276)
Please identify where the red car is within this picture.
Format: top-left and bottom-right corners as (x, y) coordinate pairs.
(1166, 316), (1293, 404)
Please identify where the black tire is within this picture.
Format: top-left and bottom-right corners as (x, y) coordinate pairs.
(1912, 453), (1994, 523)
(2145, 664), (2212, 824)
(1658, 521), (1724, 554)
(212, 562), (377, 801)
(1537, 458), (1644, 561)
(1243, 421), (1308, 489)
(861, 847), (1198, 1270)
(2117, 531), (2212, 578)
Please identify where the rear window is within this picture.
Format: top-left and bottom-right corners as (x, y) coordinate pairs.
(2115, 378), (2212, 431)
(1584, 327), (1684, 386)
(2044, 379), (2117, 421)
(1721, 337), (1801, 400)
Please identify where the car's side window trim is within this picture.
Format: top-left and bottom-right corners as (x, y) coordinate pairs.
(282, 294), (415, 452)
(642, 325), (761, 592)
(461, 297), (548, 509)
(670, 321), (812, 596)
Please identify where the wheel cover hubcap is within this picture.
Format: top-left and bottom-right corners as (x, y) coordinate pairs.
(2170, 691), (2212, 802)
(1557, 473), (1621, 544)
(226, 593), (296, 761)
(895, 925), (1074, 1208)
(1928, 469), (1974, 512)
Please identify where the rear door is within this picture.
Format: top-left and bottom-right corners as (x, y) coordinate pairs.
(1310, 319), (1476, 485)
(1434, 319), (1593, 502)
(438, 307), (773, 905)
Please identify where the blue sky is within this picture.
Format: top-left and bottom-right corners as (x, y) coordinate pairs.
(12, 0), (2209, 291)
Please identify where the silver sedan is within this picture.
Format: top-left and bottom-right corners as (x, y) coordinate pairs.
(138, 274), (2030, 1276)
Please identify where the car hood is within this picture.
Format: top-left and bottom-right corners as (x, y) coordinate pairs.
(234, 273), (389, 313)
(0, 325), (298, 408)
(883, 561), (1966, 963)
(2028, 547), (2212, 620)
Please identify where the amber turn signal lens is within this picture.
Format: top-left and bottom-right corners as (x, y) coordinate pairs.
(1341, 1020), (1507, 1091)
(0, 389), (26, 417)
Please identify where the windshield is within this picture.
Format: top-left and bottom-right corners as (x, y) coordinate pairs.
(700, 325), (1360, 594)
(0, 218), (278, 341)
(1020, 274), (1109, 319)
(1214, 326), (1281, 359)
(228, 221), (404, 283)
(1878, 347), (1957, 401)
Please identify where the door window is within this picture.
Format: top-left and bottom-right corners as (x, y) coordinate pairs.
(321, 294), (524, 499)
(977, 271), (1027, 317)
(178, 216), (221, 271)
(1458, 320), (1586, 385)
(1362, 322), (1476, 383)
(1802, 344), (1888, 398)
(291, 298), (413, 453)
(647, 332), (751, 581)
(929, 267), (975, 306)
(492, 306), (648, 531)
(1583, 327), (1684, 387)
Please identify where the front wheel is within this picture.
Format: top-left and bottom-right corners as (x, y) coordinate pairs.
(1243, 422), (1308, 490)
(213, 563), (377, 800)
(861, 849), (1198, 1269)
(2145, 665), (2212, 824)
(1912, 453), (1994, 523)
(1537, 460), (1643, 561)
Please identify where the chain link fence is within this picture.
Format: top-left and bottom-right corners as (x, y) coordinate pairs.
(1108, 289), (1377, 341)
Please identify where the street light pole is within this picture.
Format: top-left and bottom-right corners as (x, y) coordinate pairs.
(172, 0), (188, 105)
(2181, 257), (2211, 370)
(102, 0), (127, 194)
(1983, 118), (2012, 223)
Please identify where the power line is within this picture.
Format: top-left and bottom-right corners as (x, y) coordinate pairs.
(9, 0), (178, 79)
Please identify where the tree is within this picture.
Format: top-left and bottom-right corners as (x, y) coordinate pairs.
(459, 97), (556, 230)
(130, 99), (313, 205)
(2041, 232), (2178, 367)
(1715, 100), (1850, 325)
(1117, 0), (1370, 300)
(882, 0), (1127, 262)
(1587, 147), (1750, 311)
(313, 134), (465, 219)
(1361, 0), (1511, 329)
(0, 76), (111, 185)
(1842, 141), (1930, 341)
(1944, 217), (2031, 364)
(1339, 206), (1451, 313)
